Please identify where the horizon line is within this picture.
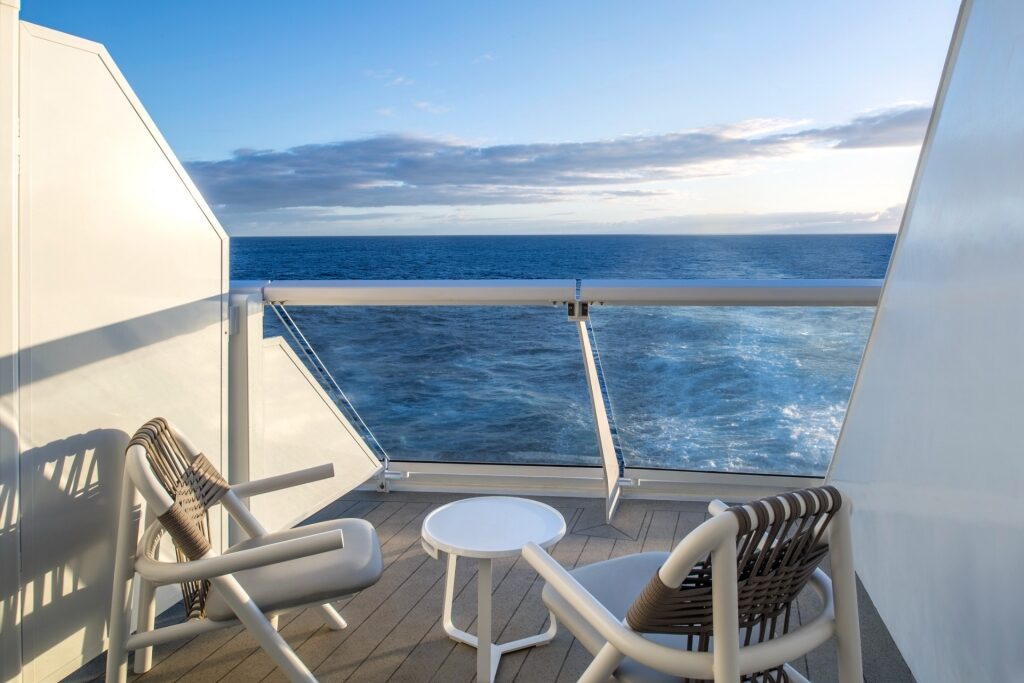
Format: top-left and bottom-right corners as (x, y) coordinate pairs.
(230, 231), (899, 239)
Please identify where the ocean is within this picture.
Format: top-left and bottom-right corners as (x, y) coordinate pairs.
(232, 234), (893, 476)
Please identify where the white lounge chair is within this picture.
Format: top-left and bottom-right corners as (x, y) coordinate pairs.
(107, 417), (383, 683)
(523, 486), (862, 683)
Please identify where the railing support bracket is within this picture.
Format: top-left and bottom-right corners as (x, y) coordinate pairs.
(567, 301), (589, 321)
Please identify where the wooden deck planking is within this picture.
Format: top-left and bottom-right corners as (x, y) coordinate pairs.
(501, 531), (591, 683)
(61, 491), (912, 683)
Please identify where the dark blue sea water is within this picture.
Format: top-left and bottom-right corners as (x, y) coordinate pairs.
(232, 235), (893, 475)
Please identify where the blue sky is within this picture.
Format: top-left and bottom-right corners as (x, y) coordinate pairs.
(23, 1), (961, 235)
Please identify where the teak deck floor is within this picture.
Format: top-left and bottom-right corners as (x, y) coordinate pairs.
(69, 491), (914, 683)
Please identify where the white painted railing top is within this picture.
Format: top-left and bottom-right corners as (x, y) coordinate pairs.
(232, 278), (883, 307)
(581, 278), (882, 306)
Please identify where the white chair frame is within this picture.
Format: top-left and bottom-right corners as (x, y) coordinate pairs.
(107, 423), (353, 683)
(522, 496), (863, 683)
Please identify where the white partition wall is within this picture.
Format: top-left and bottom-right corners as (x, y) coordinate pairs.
(7, 21), (229, 683)
(828, 1), (1024, 681)
(0, 3), (23, 683)
(254, 337), (382, 531)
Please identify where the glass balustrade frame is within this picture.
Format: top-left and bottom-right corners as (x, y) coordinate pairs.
(230, 278), (881, 519)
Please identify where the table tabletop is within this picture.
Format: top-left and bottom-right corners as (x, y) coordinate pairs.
(421, 496), (566, 559)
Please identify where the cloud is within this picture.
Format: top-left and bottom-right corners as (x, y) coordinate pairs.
(413, 100), (450, 114)
(784, 105), (931, 148)
(364, 68), (413, 86)
(590, 189), (674, 198)
(472, 52), (495, 63)
(226, 205), (904, 237)
(605, 206), (904, 235)
(188, 105), (928, 213)
(375, 107), (395, 118)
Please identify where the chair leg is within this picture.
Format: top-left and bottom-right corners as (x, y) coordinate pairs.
(133, 576), (157, 673)
(211, 573), (316, 683)
(578, 642), (624, 683)
(106, 471), (140, 683)
(317, 603), (348, 630)
(830, 503), (864, 683)
(133, 505), (159, 674)
(710, 536), (741, 682)
(106, 609), (130, 683)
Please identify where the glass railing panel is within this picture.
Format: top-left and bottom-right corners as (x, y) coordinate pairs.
(269, 305), (600, 466)
(588, 306), (874, 476)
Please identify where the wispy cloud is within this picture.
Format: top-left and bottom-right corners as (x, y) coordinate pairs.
(472, 52), (494, 64)
(188, 104), (928, 213)
(783, 105), (931, 148)
(364, 68), (413, 86)
(413, 100), (450, 114)
(606, 206), (904, 235)
(375, 107), (396, 118)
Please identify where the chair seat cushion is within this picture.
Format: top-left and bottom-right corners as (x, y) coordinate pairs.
(542, 551), (701, 683)
(205, 518), (383, 622)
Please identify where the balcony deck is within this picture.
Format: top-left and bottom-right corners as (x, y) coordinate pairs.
(71, 491), (913, 683)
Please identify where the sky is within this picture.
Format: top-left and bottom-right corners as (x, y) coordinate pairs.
(22, 1), (962, 236)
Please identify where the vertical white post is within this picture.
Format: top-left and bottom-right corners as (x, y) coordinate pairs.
(0, 3), (21, 681)
(711, 536), (741, 682)
(228, 290), (263, 545)
(476, 558), (493, 682)
(830, 498), (864, 683)
(575, 319), (622, 522)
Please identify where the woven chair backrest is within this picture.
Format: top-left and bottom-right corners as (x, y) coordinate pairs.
(128, 417), (230, 618)
(625, 486), (843, 682)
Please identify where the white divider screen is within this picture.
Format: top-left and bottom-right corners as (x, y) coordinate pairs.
(14, 22), (228, 683)
(828, 1), (1024, 681)
(250, 337), (382, 532)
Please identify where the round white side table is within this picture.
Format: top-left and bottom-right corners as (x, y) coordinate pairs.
(421, 496), (567, 683)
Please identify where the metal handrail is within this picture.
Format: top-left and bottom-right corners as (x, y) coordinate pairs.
(233, 278), (882, 307)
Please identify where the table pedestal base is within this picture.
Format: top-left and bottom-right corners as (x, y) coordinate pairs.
(442, 554), (557, 682)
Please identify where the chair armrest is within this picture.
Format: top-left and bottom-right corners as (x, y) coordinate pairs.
(136, 529), (344, 585)
(231, 463), (335, 498)
(522, 542), (716, 679)
(522, 542), (625, 637)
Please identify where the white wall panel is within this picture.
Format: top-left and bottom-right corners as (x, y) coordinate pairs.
(829, 1), (1024, 681)
(0, 3), (23, 682)
(16, 23), (227, 683)
(253, 338), (381, 532)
